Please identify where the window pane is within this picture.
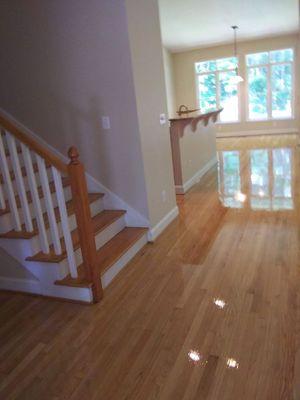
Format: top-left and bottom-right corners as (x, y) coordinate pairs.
(248, 67), (268, 120)
(273, 148), (292, 198)
(223, 151), (241, 195)
(250, 149), (270, 209)
(221, 151), (243, 208)
(250, 150), (269, 196)
(271, 64), (292, 118)
(270, 48), (293, 63)
(198, 74), (216, 111)
(195, 60), (216, 73)
(216, 57), (238, 70)
(246, 52), (269, 66)
(219, 71), (238, 122)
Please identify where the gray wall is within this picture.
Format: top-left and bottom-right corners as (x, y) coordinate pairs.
(0, 0), (149, 218)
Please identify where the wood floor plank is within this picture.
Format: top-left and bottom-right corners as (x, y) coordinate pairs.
(0, 134), (299, 399)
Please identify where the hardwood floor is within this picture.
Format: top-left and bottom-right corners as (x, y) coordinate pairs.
(1, 134), (300, 399)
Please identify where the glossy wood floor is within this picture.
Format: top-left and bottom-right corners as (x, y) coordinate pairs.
(1, 134), (300, 400)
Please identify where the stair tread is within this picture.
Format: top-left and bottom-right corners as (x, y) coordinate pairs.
(55, 227), (148, 288)
(0, 176), (70, 217)
(0, 192), (104, 240)
(26, 208), (123, 263)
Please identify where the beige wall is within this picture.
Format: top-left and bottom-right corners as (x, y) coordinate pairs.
(173, 34), (300, 136)
(126, 0), (177, 227)
(180, 122), (216, 184)
(163, 48), (177, 117)
(0, 0), (149, 220)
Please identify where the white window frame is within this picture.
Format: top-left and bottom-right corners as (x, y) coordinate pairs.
(246, 48), (295, 121)
(195, 57), (241, 124)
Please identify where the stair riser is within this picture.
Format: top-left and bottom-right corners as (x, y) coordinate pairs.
(54, 215), (126, 279)
(0, 196), (104, 255)
(101, 233), (148, 288)
(0, 231), (148, 301)
(0, 186), (73, 231)
(0, 213), (125, 283)
(0, 277), (93, 303)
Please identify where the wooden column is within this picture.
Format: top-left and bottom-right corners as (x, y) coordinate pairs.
(68, 147), (103, 302)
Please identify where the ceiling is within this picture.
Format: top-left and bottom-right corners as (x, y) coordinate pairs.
(159, 0), (299, 52)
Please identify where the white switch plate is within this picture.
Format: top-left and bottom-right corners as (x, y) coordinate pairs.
(160, 113), (167, 125)
(102, 116), (111, 130)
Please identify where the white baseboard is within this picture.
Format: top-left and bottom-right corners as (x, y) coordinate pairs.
(176, 156), (217, 195)
(0, 107), (150, 228)
(0, 276), (41, 294)
(217, 128), (299, 138)
(148, 206), (179, 242)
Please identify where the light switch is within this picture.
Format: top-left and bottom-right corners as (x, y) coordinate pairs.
(102, 116), (111, 130)
(160, 113), (167, 125)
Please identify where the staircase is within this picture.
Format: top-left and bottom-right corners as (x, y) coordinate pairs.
(0, 115), (148, 303)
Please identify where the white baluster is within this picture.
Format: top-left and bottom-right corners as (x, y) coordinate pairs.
(36, 155), (62, 255)
(0, 132), (21, 231)
(0, 178), (5, 209)
(52, 167), (77, 278)
(21, 143), (50, 253)
(6, 133), (33, 232)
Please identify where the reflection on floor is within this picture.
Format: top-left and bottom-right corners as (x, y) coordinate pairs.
(1, 134), (300, 400)
(218, 145), (293, 210)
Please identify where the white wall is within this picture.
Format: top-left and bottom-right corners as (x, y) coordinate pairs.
(172, 34), (300, 136)
(126, 0), (177, 227)
(180, 122), (216, 184)
(163, 48), (177, 117)
(0, 0), (149, 219)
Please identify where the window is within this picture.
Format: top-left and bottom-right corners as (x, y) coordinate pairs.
(246, 48), (294, 120)
(195, 57), (239, 122)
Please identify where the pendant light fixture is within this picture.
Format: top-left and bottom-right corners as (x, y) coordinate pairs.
(229, 25), (244, 84)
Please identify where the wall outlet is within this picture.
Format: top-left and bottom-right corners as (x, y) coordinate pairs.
(101, 116), (111, 130)
(160, 113), (167, 125)
(161, 190), (167, 203)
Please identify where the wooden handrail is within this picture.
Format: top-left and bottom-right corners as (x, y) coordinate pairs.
(0, 114), (67, 174)
(68, 147), (103, 302)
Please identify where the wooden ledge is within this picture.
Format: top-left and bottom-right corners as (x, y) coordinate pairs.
(169, 108), (223, 136)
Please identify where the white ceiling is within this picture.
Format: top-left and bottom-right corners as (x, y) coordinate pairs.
(159, 0), (299, 52)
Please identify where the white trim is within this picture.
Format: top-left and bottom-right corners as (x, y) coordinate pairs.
(86, 174), (149, 228)
(216, 128), (299, 138)
(175, 156), (217, 194)
(0, 107), (150, 228)
(0, 276), (93, 303)
(148, 206), (179, 242)
(0, 276), (42, 294)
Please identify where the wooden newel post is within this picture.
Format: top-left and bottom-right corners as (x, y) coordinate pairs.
(68, 146), (103, 302)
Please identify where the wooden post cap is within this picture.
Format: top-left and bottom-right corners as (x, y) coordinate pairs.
(68, 146), (80, 165)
